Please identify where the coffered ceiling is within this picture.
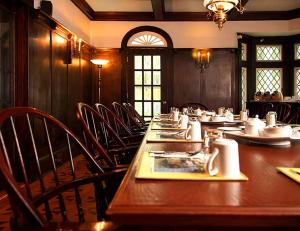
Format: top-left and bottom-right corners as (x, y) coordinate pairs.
(71, 0), (300, 21)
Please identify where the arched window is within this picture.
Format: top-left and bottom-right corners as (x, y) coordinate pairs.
(127, 31), (167, 47)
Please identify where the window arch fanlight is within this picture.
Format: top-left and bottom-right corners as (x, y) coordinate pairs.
(127, 31), (167, 47)
(121, 26), (173, 49)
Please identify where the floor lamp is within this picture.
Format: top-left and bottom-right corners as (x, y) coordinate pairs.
(90, 59), (109, 103)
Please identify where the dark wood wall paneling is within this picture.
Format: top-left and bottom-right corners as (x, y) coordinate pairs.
(173, 49), (238, 111)
(27, 10), (93, 135)
(0, 3), (14, 109)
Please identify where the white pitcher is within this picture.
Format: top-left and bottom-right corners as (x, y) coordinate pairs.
(179, 114), (189, 129)
(185, 120), (201, 141)
(206, 139), (240, 178)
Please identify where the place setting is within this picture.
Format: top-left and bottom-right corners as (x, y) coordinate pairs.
(223, 113), (300, 145)
(137, 134), (248, 181)
(151, 113), (189, 130)
(197, 107), (245, 125)
(147, 117), (203, 143)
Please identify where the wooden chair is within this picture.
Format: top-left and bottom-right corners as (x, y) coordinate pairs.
(248, 102), (273, 119)
(275, 103), (291, 123)
(0, 107), (126, 230)
(123, 103), (149, 127)
(179, 103), (208, 111)
(112, 102), (146, 132)
(76, 103), (138, 165)
(95, 103), (144, 142)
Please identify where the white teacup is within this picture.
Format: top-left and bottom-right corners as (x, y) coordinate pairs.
(172, 110), (180, 122)
(207, 139), (240, 178)
(182, 108), (188, 114)
(211, 115), (227, 122)
(195, 108), (202, 116)
(217, 107), (225, 115)
(266, 111), (277, 127)
(179, 115), (189, 129)
(199, 114), (210, 122)
(185, 120), (201, 141)
(240, 111), (248, 121)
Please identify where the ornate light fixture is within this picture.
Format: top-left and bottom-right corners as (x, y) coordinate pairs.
(193, 49), (211, 73)
(90, 59), (109, 102)
(203, 0), (245, 29)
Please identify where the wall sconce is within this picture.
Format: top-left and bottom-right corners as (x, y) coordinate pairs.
(72, 35), (83, 54)
(192, 49), (212, 73)
(90, 59), (109, 102)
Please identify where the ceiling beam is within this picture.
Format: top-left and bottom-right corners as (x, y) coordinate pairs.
(70, 0), (94, 20)
(92, 11), (300, 21)
(151, 0), (165, 20)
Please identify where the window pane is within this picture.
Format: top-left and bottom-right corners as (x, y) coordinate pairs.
(135, 87), (142, 100)
(153, 71), (161, 85)
(128, 32), (167, 47)
(153, 55), (161, 69)
(135, 102), (143, 115)
(144, 102), (152, 116)
(144, 87), (152, 100)
(241, 67), (247, 110)
(153, 102), (161, 115)
(134, 71), (142, 85)
(144, 56), (151, 69)
(134, 56), (142, 69)
(256, 68), (282, 92)
(241, 43), (247, 61)
(295, 44), (300, 60)
(256, 45), (282, 61)
(153, 87), (161, 100)
(144, 71), (151, 85)
(295, 68), (300, 96)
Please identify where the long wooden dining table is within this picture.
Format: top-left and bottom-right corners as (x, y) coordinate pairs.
(106, 121), (300, 230)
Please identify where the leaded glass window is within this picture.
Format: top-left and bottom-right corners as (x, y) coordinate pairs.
(241, 43), (247, 61)
(128, 31), (167, 47)
(241, 67), (247, 110)
(256, 68), (282, 92)
(295, 44), (300, 60)
(256, 45), (282, 62)
(295, 68), (300, 96)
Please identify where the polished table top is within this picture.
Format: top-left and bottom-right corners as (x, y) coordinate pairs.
(106, 122), (300, 228)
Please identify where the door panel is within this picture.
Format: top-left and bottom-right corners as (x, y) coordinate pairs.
(127, 49), (168, 119)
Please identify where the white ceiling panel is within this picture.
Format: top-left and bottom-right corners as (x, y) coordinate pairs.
(245, 0), (300, 12)
(86, 0), (152, 12)
(165, 0), (207, 12)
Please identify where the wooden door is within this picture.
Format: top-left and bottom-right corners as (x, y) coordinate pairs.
(126, 49), (169, 120)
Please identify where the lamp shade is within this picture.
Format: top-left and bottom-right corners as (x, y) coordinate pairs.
(90, 59), (109, 65)
(203, 0), (238, 12)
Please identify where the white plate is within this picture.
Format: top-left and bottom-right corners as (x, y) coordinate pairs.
(224, 130), (292, 146)
(217, 127), (242, 131)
